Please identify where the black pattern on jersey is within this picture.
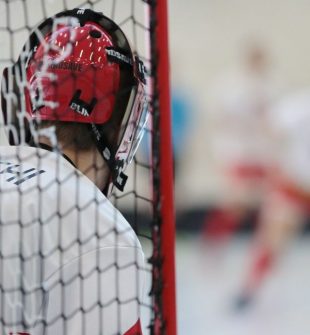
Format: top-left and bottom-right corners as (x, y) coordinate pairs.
(0, 161), (45, 185)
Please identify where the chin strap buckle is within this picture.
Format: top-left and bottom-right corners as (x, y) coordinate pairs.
(112, 159), (128, 191)
(90, 123), (128, 192)
(113, 170), (128, 191)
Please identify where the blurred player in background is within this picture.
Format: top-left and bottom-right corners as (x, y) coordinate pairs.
(204, 41), (281, 244)
(0, 8), (147, 335)
(236, 88), (310, 308)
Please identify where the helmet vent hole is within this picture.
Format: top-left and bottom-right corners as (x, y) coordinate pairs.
(89, 30), (102, 38)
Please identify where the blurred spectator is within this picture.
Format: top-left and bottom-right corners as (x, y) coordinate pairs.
(203, 41), (283, 243)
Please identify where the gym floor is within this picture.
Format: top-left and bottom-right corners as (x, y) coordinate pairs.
(176, 234), (310, 335)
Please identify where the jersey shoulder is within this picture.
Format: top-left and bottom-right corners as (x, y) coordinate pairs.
(0, 144), (141, 256)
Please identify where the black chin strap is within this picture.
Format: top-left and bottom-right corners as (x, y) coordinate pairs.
(89, 123), (128, 192)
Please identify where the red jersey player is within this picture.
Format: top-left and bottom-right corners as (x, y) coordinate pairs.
(236, 88), (310, 309)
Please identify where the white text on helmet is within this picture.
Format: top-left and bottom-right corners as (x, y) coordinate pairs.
(70, 102), (90, 117)
(77, 9), (85, 15)
(106, 49), (133, 66)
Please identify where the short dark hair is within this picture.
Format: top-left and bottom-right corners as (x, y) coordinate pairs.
(37, 121), (95, 151)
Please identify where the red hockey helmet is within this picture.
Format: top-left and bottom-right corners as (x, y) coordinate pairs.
(1, 8), (148, 191)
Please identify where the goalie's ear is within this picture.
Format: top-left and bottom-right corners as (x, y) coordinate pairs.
(1, 65), (32, 145)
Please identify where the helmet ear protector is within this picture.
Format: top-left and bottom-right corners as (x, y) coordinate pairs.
(1, 8), (148, 192)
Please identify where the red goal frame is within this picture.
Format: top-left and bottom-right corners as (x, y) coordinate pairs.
(150, 1), (177, 334)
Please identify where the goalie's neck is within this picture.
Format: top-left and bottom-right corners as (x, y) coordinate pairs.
(37, 137), (110, 191)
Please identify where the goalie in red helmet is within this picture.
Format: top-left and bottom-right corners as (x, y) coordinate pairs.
(0, 8), (147, 335)
(2, 7), (148, 194)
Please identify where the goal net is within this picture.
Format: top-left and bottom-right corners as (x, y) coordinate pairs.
(0, 1), (176, 335)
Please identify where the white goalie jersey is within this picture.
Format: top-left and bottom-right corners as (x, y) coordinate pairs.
(0, 145), (145, 335)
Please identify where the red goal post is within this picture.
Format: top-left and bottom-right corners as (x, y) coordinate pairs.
(149, 1), (177, 335)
